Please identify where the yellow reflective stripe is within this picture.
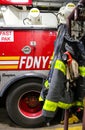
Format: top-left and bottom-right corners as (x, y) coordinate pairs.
(0, 65), (18, 69)
(43, 99), (58, 112)
(58, 101), (74, 109)
(39, 96), (44, 101)
(44, 80), (49, 88)
(83, 98), (85, 106)
(50, 52), (54, 60)
(54, 60), (66, 75)
(48, 52), (54, 68)
(79, 66), (85, 77)
(0, 56), (20, 60)
(75, 101), (83, 107)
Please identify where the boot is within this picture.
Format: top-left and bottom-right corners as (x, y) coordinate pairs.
(60, 114), (80, 124)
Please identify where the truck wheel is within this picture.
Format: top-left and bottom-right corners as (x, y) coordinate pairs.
(6, 79), (45, 128)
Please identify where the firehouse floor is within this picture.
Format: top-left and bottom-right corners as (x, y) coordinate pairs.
(37, 124), (82, 130)
(0, 108), (82, 130)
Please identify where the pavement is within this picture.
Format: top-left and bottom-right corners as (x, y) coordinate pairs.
(0, 108), (82, 130)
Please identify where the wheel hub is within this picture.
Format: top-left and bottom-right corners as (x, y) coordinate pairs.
(18, 91), (42, 118)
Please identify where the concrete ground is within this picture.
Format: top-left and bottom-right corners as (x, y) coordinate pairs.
(0, 108), (82, 130)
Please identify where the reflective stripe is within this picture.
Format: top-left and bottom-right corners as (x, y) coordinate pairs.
(39, 96), (44, 101)
(75, 101), (83, 107)
(83, 98), (85, 106)
(58, 101), (74, 109)
(48, 52), (54, 68)
(43, 99), (58, 112)
(79, 66), (85, 77)
(50, 52), (54, 60)
(44, 80), (49, 88)
(54, 60), (66, 75)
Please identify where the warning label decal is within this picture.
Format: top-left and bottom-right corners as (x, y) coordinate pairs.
(0, 31), (14, 42)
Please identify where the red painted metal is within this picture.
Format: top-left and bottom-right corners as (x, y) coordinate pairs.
(18, 91), (42, 118)
(0, 30), (56, 70)
(0, 0), (32, 5)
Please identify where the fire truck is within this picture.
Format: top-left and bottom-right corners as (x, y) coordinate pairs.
(0, 0), (79, 128)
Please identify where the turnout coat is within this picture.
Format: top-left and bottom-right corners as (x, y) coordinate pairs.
(39, 24), (85, 118)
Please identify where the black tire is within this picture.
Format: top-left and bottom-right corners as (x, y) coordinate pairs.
(6, 78), (45, 128)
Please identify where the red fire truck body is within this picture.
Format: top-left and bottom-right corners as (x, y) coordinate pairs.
(0, 0), (32, 5)
(0, 0), (58, 127)
(0, 28), (56, 127)
(0, 30), (56, 70)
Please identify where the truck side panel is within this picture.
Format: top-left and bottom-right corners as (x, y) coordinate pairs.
(0, 30), (56, 70)
(0, 29), (56, 93)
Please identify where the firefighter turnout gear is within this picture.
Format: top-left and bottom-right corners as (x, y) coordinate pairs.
(41, 24), (75, 119)
(39, 80), (49, 101)
(40, 24), (85, 124)
(42, 58), (74, 118)
(39, 2), (85, 122)
(60, 114), (80, 124)
(39, 24), (67, 102)
(75, 35), (85, 101)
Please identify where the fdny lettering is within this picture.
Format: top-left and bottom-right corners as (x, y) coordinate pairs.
(19, 56), (49, 69)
